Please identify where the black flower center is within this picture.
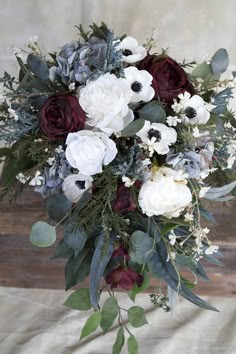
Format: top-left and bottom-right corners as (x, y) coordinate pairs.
(122, 49), (133, 56)
(148, 129), (162, 142)
(75, 180), (85, 189)
(185, 106), (197, 119)
(131, 81), (143, 93)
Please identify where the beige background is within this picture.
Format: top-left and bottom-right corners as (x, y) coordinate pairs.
(0, 0), (236, 74)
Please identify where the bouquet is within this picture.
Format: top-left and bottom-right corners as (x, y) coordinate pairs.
(1, 22), (236, 353)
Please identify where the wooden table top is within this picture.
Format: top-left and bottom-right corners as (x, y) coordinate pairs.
(0, 190), (236, 296)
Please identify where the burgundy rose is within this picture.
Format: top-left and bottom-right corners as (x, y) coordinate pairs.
(105, 266), (143, 290)
(138, 54), (195, 104)
(40, 94), (85, 140)
(112, 184), (136, 213)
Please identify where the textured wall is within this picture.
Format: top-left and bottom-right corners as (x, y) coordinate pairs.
(0, 0), (236, 74)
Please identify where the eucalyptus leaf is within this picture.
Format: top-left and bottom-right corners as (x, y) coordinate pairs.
(65, 248), (92, 290)
(139, 101), (166, 123)
(29, 221), (56, 247)
(130, 230), (154, 264)
(112, 327), (125, 354)
(100, 297), (119, 332)
(46, 193), (72, 222)
(120, 118), (145, 137)
(127, 335), (138, 354)
(89, 232), (115, 309)
(80, 311), (101, 340)
(128, 306), (147, 328)
(64, 222), (87, 255)
(51, 239), (74, 259)
(204, 181), (236, 200)
(27, 54), (49, 81)
(64, 288), (92, 311)
(191, 62), (213, 79)
(211, 48), (229, 75)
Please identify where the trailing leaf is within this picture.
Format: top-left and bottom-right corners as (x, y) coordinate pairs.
(127, 335), (139, 354)
(100, 296), (119, 332)
(64, 288), (92, 311)
(112, 327), (125, 354)
(65, 248), (92, 290)
(89, 231), (116, 309)
(128, 306), (148, 328)
(51, 239), (74, 259)
(80, 311), (101, 340)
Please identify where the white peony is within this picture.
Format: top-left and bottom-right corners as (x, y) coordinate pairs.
(65, 130), (117, 176)
(124, 67), (154, 103)
(136, 121), (177, 156)
(79, 73), (133, 136)
(116, 36), (147, 64)
(62, 173), (93, 203)
(138, 167), (192, 218)
(182, 95), (210, 125)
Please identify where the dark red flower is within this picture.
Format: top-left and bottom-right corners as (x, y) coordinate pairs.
(112, 184), (136, 213)
(138, 54), (195, 104)
(112, 245), (130, 261)
(105, 266), (143, 290)
(40, 94), (85, 140)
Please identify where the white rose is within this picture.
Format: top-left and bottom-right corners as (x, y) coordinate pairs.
(138, 167), (192, 218)
(136, 121), (177, 155)
(79, 73), (133, 136)
(65, 130), (117, 176)
(62, 173), (93, 203)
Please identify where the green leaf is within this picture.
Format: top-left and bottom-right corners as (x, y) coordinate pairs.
(128, 272), (150, 302)
(139, 101), (166, 123)
(128, 306), (147, 328)
(120, 118), (145, 137)
(112, 327), (125, 354)
(130, 230), (154, 264)
(100, 297), (119, 332)
(65, 248), (92, 290)
(0, 148), (12, 158)
(80, 311), (101, 340)
(64, 222), (87, 256)
(29, 221), (56, 247)
(51, 239), (74, 259)
(89, 232), (115, 309)
(27, 54), (49, 81)
(160, 223), (179, 237)
(74, 190), (92, 214)
(127, 335), (138, 354)
(191, 62), (213, 79)
(63, 288), (92, 311)
(211, 48), (229, 75)
(46, 193), (72, 222)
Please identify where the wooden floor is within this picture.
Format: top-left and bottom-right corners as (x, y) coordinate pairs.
(0, 190), (236, 296)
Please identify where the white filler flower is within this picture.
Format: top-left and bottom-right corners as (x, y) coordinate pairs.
(65, 130), (117, 176)
(124, 67), (154, 102)
(138, 167), (192, 218)
(182, 95), (210, 125)
(136, 121), (177, 155)
(62, 173), (93, 203)
(116, 36), (147, 63)
(79, 73), (133, 136)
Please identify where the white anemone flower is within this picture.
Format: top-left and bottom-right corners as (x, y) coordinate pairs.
(116, 36), (147, 64)
(182, 95), (210, 125)
(124, 67), (154, 103)
(136, 121), (177, 155)
(62, 174), (93, 203)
